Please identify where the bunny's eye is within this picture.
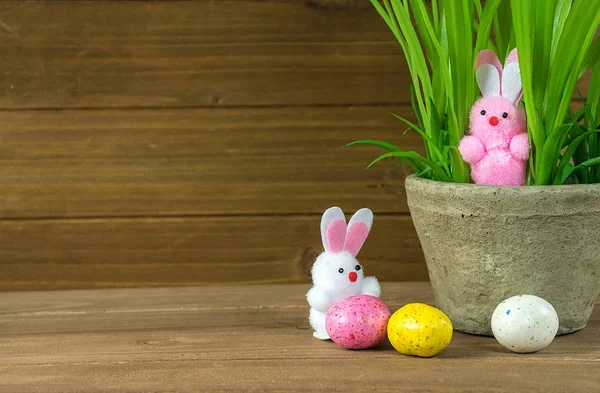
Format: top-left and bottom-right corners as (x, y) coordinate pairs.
(480, 110), (486, 116)
(338, 268), (344, 274)
(355, 265), (361, 271)
(502, 112), (508, 119)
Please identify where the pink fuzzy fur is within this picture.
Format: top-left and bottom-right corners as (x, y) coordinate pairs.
(459, 135), (486, 163)
(510, 133), (530, 161)
(459, 49), (529, 186)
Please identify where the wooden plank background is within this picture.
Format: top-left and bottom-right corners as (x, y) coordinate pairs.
(0, 1), (589, 290)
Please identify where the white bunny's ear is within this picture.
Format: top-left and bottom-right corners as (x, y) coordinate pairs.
(476, 50), (502, 97)
(501, 48), (523, 104)
(320, 206), (347, 253)
(344, 208), (373, 257)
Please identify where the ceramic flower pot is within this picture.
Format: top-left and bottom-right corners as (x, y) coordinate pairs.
(404, 175), (600, 336)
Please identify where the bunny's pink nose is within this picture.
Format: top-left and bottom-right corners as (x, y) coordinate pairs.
(489, 116), (499, 126)
(348, 272), (358, 282)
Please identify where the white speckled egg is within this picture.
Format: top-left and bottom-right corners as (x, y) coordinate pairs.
(491, 294), (559, 353)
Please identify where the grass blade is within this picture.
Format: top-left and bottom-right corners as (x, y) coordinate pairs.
(367, 150), (451, 181)
(553, 129), (600, 184)
(449, 146), (470, 183)
(346, 139), (401, 151)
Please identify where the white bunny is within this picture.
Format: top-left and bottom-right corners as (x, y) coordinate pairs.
(306, 207), (381, 340)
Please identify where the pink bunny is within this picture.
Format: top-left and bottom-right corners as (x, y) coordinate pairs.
(459, 48), (529, 186)
(306, 207), (381, 340)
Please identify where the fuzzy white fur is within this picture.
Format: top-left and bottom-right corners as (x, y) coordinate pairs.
(306, 207), (381, 340)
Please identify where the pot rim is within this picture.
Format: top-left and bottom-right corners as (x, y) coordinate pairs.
(404, 174), (600, 215)
(406, 174), (600, 193)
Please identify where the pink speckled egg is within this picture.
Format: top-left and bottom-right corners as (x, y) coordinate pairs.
(325, 295), (390, 349)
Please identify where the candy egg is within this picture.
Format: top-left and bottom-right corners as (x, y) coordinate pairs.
(325, 295), (390, 349)
(387, 303), (453, 357)
(491, 294), (559, 353)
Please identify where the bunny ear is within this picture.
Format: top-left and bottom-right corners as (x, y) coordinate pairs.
(344, 208), (373, 257)
(501, 48), (523, 104)
(320, 206), (347, 253)
(476, 50), (502, 97)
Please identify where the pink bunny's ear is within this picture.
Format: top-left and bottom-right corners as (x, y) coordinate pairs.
(501, 48), (523, 104)
(505, 48), (519, 63)
(320, 207), (347, 253)
(344, 208), (373, 257)
(476, 50), (502, 97)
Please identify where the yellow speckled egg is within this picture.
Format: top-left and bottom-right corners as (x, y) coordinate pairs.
(387, 303), (453, 357)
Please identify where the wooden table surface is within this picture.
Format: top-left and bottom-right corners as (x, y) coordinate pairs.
(1, 283), (598, 392)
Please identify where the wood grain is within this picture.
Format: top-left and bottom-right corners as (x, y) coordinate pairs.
(0, 215), (427, 291)
(0, 0), (407, 109)
(0, 283), (598, 392)
(0, 1), (590, 110)
(0, 0), (594, 292)
(0, 106), (419, 219)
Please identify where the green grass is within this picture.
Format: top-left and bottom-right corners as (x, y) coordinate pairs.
(512, 0), (600, 184)
(559, 62), (600, 184)
(352, 0), (600, 185)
